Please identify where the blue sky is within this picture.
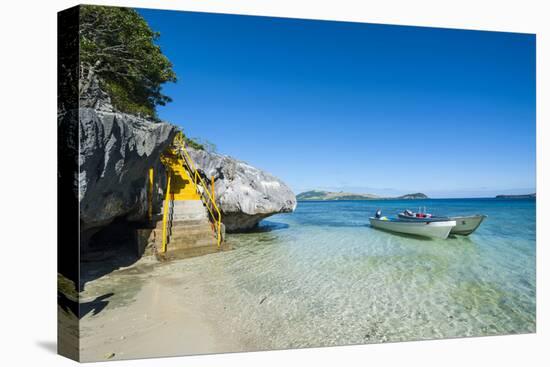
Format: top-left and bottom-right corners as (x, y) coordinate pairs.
(138, 9), (536, 198)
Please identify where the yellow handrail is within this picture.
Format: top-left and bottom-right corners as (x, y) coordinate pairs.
(147, 168), (154, 221)
(175, 134), (223, 248)
(161, 172), (172, 253)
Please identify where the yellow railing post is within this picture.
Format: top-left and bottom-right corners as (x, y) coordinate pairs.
(211, 175), (219, 248)
(147, 168), (154, 221)
(217, 221), (221, 249)
(161, 172), (172, 253)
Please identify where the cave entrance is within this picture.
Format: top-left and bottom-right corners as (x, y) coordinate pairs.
(86, 217), (139, 258)
(80, 217), (141, 291)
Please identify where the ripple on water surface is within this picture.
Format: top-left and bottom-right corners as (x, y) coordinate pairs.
(174, 199), (536, 349)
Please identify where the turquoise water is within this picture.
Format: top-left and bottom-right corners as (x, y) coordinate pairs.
(185, 199), (536, 348)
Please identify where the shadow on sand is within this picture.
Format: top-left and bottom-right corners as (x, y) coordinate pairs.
(80, 247), (139, 292)
(79, 219), (144, 292)
(58, 291), (115, 319)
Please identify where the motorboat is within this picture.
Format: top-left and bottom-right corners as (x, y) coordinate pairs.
(369, 210), (456, 239)
(398, 209), (486, 236)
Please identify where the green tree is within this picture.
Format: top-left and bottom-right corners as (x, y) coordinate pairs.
(79, 5), (176, 117)
(191, 137), (217, 153)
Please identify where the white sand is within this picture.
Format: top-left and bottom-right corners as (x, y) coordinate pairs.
(77, 257), (246, 362)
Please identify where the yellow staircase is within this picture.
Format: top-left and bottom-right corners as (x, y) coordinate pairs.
(171, 165), (200, 201)
(138, 132), (228, 261)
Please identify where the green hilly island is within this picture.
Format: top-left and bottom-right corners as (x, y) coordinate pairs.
(296, 190), (428, 201)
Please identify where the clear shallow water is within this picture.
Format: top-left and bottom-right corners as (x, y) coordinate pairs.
(181, 199), (536, 349)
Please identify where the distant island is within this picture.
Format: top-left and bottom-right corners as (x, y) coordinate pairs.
(296, 190), (428, 201)
(495, 193), (536, 199)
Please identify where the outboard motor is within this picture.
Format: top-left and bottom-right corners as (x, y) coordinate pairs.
(375, 209), (382, 219)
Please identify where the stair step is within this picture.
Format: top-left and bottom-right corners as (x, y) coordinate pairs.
(169, 231), (215, 242)
(160, 245), (220, 261)
(151, 219), (212, 231)
(166, 237), (216, 250)
(169, 223), (213, 232)
(169, 222), (212, 230)
(169, 225), (214, 236)
(156, 239), (232, 261)
(169, 229), (214, 238)
(170, 219), (211, 228)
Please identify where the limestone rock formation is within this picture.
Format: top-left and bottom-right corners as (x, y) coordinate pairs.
(187, 148), (297, 231)
(75, 75), (295, 243)
(78, 107), (177, 244)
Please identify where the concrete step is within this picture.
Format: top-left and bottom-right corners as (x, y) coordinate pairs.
(160, 245), (220, 261)
(137, 198), (226, 262)
(169, 232), (216, 246)
(163, 220), (213, 231)
(158, 241), (232, 262)
(169, 226), (214, 238)
(169, 201), (209, 221)
(166, 237), (216, 250)
(150, 219), (211, 231)
(170, 220), (212, 229)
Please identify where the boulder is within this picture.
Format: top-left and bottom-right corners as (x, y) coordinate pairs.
(78, 108), (177, 245)
(187, 148), (297, 231)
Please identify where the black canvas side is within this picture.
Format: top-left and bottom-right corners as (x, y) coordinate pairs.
(57, 4), (80, 362)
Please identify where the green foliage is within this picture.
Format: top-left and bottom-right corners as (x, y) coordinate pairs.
(102, 81), (155, 117)
(79, 5), (176, 117)
(183, 136), (205, 151)
(191, 137), (217, 153)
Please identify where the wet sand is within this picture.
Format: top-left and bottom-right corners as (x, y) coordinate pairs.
(77, 256), (246, 362)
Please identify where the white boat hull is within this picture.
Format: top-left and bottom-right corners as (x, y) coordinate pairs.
(398, 213), (487, 236)
(449, 215), (486, 235)
(369, 218), (456, 239)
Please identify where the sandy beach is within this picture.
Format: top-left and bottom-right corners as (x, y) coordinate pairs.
(76, 256), (246, 362)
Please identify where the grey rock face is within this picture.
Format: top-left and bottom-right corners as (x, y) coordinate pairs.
(79, 108), (177, 240)
(76, 78), (295, 243)
(187, 148), (297, 231)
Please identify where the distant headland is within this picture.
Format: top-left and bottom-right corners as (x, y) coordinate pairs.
(495, 193), (536, 199)
(296, 190), (428, 201)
